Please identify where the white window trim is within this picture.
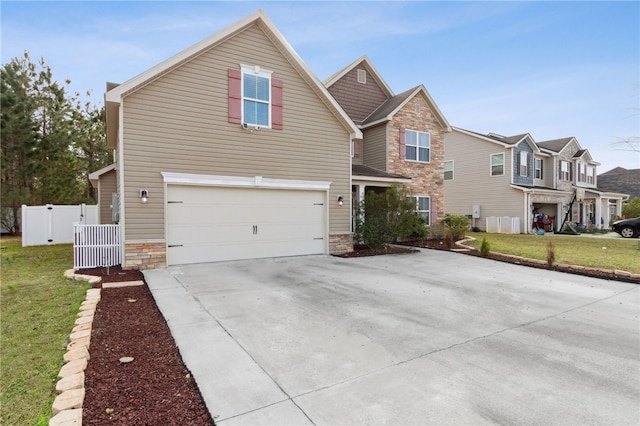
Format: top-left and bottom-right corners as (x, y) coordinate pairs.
(414, 195), (431, 226)
(534, 158), (543, 180)
(405, 129), (431, 163)
(240, 64), (273, 129)
(560, 160), (570, 181)
(444, 160), (454, 181)
(519, 151), (528, 177)
(587, 166), (595, 184)
(490, 152), (505, 176)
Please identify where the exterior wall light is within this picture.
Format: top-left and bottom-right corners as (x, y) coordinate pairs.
(140, 189), (149, 204)
(337, 195), (344, 206)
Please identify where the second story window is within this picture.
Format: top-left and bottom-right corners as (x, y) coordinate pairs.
(491, 153), (504, 176)
(587, 166), (595, 184)
(405, 130), (430, 162)
(560, 160), (571, 181)
(444, 160), (454, 180)
(535, 158), (543, 179)
(519, 151), (528, 177)
(578, 163), (587, 183)
(242, 66), (271, 127)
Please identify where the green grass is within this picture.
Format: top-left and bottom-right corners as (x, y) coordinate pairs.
(463, 233), (640, 274)
(1, 236), (90, 426)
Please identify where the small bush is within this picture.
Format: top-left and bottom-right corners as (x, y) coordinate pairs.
(480, 238), (491, 257)
(443, 230), (454, 249)
(443, 214), (470, 241)
(427, 222), (445, 240)
(546, 241), (556, 267)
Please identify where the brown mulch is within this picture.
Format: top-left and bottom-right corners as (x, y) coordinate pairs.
(78, 267), (214, 425)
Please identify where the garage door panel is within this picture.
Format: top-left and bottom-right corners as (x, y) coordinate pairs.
(167, 185), (327, 265)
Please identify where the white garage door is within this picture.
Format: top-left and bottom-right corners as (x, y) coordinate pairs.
(166, 185), (326, 265)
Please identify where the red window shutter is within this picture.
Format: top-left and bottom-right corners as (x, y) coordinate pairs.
(430, 197), (436, 226)
(399, 128), (406, 160)
(228, 69), (241, 124)
(354, 139), (361, 157)
(271, 78), (283, 130)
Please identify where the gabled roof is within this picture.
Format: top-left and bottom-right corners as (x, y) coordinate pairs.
(361, 85), (451, 131)
(454, 127), (542, 152)
(88, 163), (116, 188)
(453, 127), (513, 147)
(487, 133), (529, 145)
(537, 137), (578, 153)
(105, 9), (361, 147)
(323, 55), (394, 98)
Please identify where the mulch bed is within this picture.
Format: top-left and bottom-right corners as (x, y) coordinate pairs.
(78, 267), (214, 425)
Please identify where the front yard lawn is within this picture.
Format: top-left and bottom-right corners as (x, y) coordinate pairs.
(0, 236), (90, 426)
(463, 233), (639, 274)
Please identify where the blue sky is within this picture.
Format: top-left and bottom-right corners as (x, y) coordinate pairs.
(2, 1), (638, 173)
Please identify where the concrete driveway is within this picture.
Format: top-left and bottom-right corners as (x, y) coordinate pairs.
(144, 250), (640, 425)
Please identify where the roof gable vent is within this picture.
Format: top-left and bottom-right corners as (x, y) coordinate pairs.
(357, 69), (366, 84)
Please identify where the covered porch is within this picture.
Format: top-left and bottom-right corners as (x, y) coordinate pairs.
(351, 165), (411, 230)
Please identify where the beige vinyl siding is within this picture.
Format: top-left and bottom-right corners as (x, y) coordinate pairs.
(121, 23), (351, 241)
(444, 130), (524, 230)
(327, 62), (390, 123)
(99, 169), (117, 224)
(535, 156), (554, 188)
(363, 124), (387, 171)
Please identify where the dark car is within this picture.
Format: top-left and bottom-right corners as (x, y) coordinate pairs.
(612, 217), (640, 238)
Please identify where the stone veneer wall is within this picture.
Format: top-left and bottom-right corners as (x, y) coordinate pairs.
(124, 241), (166, 270)
(387, 94), (446, 224)
(329, 232), (353, 254)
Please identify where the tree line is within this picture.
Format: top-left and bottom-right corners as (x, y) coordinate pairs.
(1, 52), (112, 233)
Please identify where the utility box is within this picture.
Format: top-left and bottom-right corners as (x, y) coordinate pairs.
(472, 205), (481, 219)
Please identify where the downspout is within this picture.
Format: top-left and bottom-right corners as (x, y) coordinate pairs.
(117, 102), (126, 267)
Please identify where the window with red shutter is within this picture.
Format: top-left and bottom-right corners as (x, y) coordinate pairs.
(228, 66), (283, 130)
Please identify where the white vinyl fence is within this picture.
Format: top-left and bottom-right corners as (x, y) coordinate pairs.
(21, 204), (99, 246)
(74, 224), (122, 269)
(486, 216), (521, 234)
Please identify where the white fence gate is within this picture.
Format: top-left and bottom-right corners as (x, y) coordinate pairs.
(21, 204), (99, 246)
(486, 216), (521, 234)
(73, 224), (122, 269)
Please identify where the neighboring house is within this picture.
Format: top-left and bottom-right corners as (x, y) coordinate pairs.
(324, 56), (451, 226)
(597, 167), (640, 199)
(444, 128), (628, 233)
(96, 10), (361, 269)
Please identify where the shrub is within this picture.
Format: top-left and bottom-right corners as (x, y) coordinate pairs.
(480, 238), (490, 257)
(354, 184), (426, 250)
(443, 230), (454, 249)
(546, 241), (556, 267)
(427, 222), (445, 240)
(443, 214), (470, 241)
(622, 197), (640, 219)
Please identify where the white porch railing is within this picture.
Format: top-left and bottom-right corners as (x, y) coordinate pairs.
(73, 224), (122, 269)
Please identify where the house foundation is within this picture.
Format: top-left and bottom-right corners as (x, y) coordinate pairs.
(329, 232), (354, 255)
(124, 241), (166, 270)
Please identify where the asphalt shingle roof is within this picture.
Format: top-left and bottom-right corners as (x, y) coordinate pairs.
(361, 87), (418, 126)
